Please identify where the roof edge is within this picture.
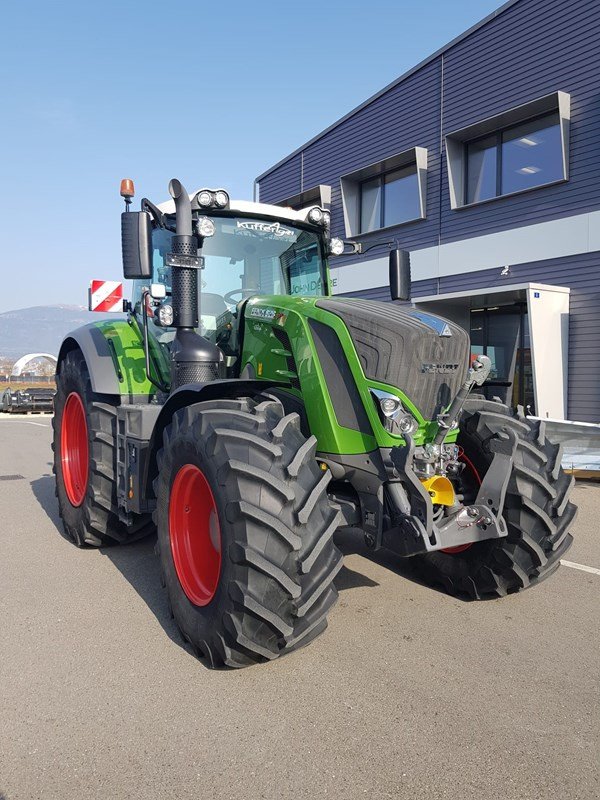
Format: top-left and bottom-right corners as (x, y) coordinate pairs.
(255, 0), (520, 183)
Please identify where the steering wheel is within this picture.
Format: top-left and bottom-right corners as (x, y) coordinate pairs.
(223, 289), (256, 305)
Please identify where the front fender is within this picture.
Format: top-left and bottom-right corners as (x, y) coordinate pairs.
(143, 379), (282, 495)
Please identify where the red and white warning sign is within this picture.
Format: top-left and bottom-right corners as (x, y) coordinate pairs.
(89, 280), (124, 313)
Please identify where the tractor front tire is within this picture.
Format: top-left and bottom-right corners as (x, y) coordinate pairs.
(415, 400), (576, 599)
(52, 349), (152, 547)
(154, 396), (343, 668)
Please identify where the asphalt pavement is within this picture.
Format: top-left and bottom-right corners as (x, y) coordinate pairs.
(0, 415), (598, 800)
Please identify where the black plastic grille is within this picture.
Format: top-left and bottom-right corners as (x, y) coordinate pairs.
(308, 320), (372, 435)
(271, 327), (301, 390)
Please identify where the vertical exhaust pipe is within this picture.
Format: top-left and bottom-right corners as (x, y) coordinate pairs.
(167, 179), (222, 387)
(169, 178), (199, 329)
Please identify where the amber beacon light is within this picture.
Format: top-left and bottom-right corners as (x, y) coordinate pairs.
(120, 178), (135, 209)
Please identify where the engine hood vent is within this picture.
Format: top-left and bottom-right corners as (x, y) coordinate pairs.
(316, 298), (470, 420)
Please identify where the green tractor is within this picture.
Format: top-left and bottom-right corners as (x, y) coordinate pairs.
(53, 178), (576, 668)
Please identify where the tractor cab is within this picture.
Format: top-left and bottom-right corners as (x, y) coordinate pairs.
(126, 191), (340, 384)
(138, 204), (331, 357)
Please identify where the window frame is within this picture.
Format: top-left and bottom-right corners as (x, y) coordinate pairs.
(463, 110), (562, 206)
(445, 91), (570, 211)
(275, 184), (332, 211)
(340, 146), (428, 238)
(358, 164), (421, 234)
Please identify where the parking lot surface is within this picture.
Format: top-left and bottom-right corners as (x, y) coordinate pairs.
(0, 415), (598, 800)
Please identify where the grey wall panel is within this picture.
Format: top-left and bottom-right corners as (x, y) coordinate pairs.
(342, 278), (439, 302)
(258, 0), (600, 249)
(261, 59), (443, 252)
(440, 0), (600, 241)
(258, 154), (302, 204)
(343, 285), (391, 302)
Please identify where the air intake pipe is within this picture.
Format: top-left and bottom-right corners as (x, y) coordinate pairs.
(167, 178), (222, 388)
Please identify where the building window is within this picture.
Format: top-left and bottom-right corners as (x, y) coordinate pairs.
(340, 147), (427, 237)
(360, 166), (421, 233)
(465, 112), (562, 205)
(275, 184), (332, 211)
(446, 91), (570, 210)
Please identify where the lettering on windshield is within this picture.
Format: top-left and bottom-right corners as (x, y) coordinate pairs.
(291, 279), (322, 294)
(236, 220), (295, 239)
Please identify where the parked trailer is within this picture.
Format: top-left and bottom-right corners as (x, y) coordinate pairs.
(1, 387), (55, 414)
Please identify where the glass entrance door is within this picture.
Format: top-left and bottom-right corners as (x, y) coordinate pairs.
(469, 303), (534, 413)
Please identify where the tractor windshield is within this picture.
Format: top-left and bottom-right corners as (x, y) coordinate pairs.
(140, 215), (327, 347)
(152, 215), (326, 308)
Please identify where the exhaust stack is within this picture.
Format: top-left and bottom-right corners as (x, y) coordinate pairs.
(167, 178), (222, 387)
(169, 178), (198, 329)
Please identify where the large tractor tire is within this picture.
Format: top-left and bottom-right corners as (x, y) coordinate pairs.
(52, 349), (152, 547)
(154, 396), (343, 668)
(415, 399), (576, 599)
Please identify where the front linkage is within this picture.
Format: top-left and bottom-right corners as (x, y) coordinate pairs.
(385, 353), (517, 557)
(330, 353), (517, 558)
(385, 425), (515, 557)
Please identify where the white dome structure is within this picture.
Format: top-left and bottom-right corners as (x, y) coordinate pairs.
(11, 353), (57, 377)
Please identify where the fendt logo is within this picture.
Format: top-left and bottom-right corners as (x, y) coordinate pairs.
(421, 363), (460, 374)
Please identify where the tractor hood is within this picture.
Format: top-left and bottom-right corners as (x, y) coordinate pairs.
(316, 298), (470, 421)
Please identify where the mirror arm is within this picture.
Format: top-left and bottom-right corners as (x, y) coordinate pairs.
(360, 240), (394, 256)
(141, 198), (166, 228)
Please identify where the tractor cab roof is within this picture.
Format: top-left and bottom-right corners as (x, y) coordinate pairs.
(156, 194), (321, 226)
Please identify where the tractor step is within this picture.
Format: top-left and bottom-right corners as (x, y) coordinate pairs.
(116, 404), (161, 520)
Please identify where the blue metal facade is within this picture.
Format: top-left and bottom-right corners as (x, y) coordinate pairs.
(257, 0), (600, 422)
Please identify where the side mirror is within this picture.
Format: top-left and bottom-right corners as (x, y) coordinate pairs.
(389, 248), (411, 301)
(121, 211), (152, 279)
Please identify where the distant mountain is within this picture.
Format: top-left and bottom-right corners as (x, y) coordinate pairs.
(0, 305), (124, 360)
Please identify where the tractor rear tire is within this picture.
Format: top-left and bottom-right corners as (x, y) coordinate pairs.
(52, 349), (152, 547)
(414, 400), (576, 598)
(154, 396), (343, 668)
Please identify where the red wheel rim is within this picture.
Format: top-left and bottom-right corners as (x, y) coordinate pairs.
(441, 451), (482, 554)
(61, 392), (89, 507)
(169, 464), (222, 606)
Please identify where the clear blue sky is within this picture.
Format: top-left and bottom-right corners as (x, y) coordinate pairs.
(0, 0), (503, 313)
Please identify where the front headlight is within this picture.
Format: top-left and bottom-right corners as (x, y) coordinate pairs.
(380, 397), (401, 417)
(194, 188), (230, 210)
(197, 216), (216, 238)
(371, 389), (418, 436)
(329, 237), (345, 256)
(157, 303), (174, 327)
(307, 206), (323, 224)
(214, 190), (229, 208)
(396, 414), (418, 435)
(197, 190), (213, 208)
